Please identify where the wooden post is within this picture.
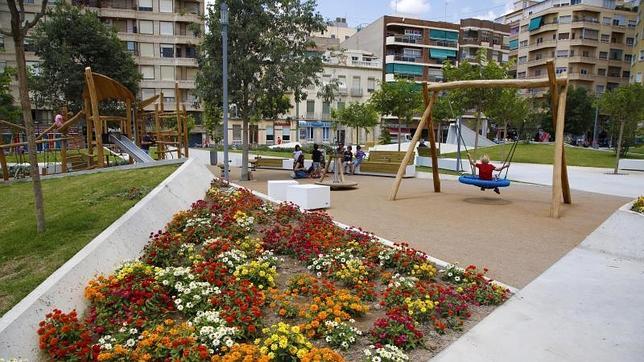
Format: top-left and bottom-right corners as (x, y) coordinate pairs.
(60, 107), (68, 173)
(0, 142), (9, 181)
(389, 91), (436, 201)
(550, 84), (568, 218)
(182, 104), (189, 158)
(85, 68), (104, 168)
(154, 104), (164, 160)
(546, 61), (571, 204)
(125, 99), (133, 137)
(422, 85), (440, 193)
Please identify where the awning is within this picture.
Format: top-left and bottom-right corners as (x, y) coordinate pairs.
(509, 39), (518, 50)
(528, 16), (543, 31)
(385, 63), (424, 76)
(429, 48), (457, 59)
(430, 29), (459, 41)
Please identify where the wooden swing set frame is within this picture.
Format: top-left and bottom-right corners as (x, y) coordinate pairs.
(389, 60), (572, 218)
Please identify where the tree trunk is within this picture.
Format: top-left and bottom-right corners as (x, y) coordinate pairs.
(241, 118), (249, 180)
(355, 125), (359, 145)
(613, 120), (625, 175)
(397, 119), (401, 152)
(295, 91), (300, 142)
(15, 37), (46, 233)
(503, 121), (508, 140)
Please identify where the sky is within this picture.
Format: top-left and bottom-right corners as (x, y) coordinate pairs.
(315, 0), (516, 26)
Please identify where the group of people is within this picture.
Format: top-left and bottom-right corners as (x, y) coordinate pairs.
(291, 143), (367, 179)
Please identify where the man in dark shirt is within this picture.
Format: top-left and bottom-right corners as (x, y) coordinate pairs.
(343, 145), (353, 174)
(310, 143), (323, 176)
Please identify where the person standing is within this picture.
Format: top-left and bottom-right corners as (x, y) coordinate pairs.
(343, 145), (353, 174)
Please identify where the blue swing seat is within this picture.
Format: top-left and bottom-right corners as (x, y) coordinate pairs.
(458, 175), (511, 189)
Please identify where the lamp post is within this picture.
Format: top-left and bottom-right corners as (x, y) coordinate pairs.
(221, 2), (230, 181)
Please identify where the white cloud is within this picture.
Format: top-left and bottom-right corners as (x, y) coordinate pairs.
(474, 10), (499, 21)
(390, 0), (431, 15)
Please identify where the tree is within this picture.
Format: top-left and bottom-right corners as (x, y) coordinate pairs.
(369, 79), (423, 151)
(598, 83), (644, 174)
(30, 3), (141, 112)
(0, 67), (21, 122)
(196, 0), (325, 181)
(541, 86), (595, 136)
(333, 102), (378, 145)
(203, 103), (222, 146)
(443, 50), (512, 149)
(485, 89), (529, 140)
(1, 0), (49, 233)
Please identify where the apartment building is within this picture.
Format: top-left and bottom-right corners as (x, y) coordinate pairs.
(459, 18), (511, 64)
(0, 0), (204, 133)
(342, 16), (460, 83)
(631, 2), (643, 83)
(309, 17), (357, 51)
(496, 0), (639, 95)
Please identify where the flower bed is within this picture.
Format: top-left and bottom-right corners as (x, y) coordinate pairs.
(631, 196), (644, 214)
(37, 180), (510, 361)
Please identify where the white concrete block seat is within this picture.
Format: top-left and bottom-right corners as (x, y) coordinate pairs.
(286, 184), (330, 210)
(267, 180), (299, 201)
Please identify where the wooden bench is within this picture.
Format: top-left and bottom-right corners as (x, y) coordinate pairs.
(250, 157), (286, 170)
(357, 151), (415, 177)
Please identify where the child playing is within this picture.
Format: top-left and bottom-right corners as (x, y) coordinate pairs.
(351, 145), (366, 174)
(469, 154), (508, 194)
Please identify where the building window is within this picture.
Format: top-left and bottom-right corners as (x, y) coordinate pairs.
(640, 50), (644, 61)
(140, 65), (155, 79)
(636, 73), (642, 83)
(0, 35), (4, 50)
(625, 54), (633, 63)
(266, 126), (274, 142)
(322, 127), (330, 141)
(517, 71), (526, 79)
(337, 75), (346, 90)
(159, 0), (172, 13)
(556, 50), (569, 58)
(160, 21), (174, 35)
(141, 88), (155, 100)
(518, 56), (527, 64)
(558, 32), (569, 40)
(337, 101), (345, 110)
(534, 69), (542, 77)
(0, 61), (6, 73)
(160, 66), (175, 81)
(595, 84), (605, 94)
(125, 41), (137, 54)
(597, 68), (606, 76)
(519, 40), (528, 47)
(306, 100), (315, 116)
(160, 44), (174, 58)
(139, 43), (154, 57)
(555, 67), (567, 74)
(580, 68), (588, 75)
(282, 127), (290, 142)
(322, 102), (330, 115)
(139, 20), (153, 34)
(232, 125), (241, 142)
(520, 24), (528, 32)
(622, 70), (630, 78)
(367, 77), (376, 92)
(138, 0), (153, 11)
(559, 15), (571, 24)
(600, 34), (609, 43)
(161, 88), (175, 102)
(602, 17), (611, 25)
(599, 51), (608, 60)
(626, 37), (634, 47)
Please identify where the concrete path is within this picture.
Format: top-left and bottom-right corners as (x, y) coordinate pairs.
(432, 204), (644, 362)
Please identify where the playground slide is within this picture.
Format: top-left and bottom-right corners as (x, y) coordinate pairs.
(108, 133), (155, 163)
(446, 123), (496, 148)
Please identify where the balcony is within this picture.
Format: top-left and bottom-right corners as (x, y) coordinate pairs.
(338, 87), (348, 95)
(571, 18), (600, 28)
(528, 39), (557, 50)
(386, 35), (424, 46)
(386, 54), (423, 64)
(531, 21), (559, 34)
(526, 57), (548, 67)
(569, 37), (599, 46)
(350, 59), (382, 68)
(428, 40), (457, 48)
(568, 55), (596, 63)
(568, 72), (598, 81)
(350, 88), (363, 97)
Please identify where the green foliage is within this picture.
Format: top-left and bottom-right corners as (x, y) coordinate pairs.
(541, 86), (595, 135)
(317, 80), (340, 105)
(0, 67), (21, 122)
(30, 3), (140, 111)
(333, 102), (378, 130)
(203, 103), (223, 144)
(598, 83), (644, 155)
(369, 78), (422, 124)
(196, 0), (326, 123)
(485, 89), (531, 139)
(378, 130), (392, 145)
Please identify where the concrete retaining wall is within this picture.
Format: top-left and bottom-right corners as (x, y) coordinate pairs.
(619, 159), (644, 171)
(0, 158), (214, 360)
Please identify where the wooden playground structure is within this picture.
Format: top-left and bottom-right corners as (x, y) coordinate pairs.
(389, 60), (572, 218)
(0, 67), (190, 181)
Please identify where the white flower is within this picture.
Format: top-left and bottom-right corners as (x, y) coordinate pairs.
(177, 305), (184, 311)
(126, 338), (136, 347)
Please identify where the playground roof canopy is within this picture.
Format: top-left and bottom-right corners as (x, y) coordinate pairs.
(82, 72), (134, 103)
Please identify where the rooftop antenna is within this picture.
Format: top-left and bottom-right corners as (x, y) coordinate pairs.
(444, 1), (448, 21)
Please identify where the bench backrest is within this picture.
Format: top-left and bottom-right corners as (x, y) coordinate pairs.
(368, 151), (413, 164)
(255, 158), (284, 167)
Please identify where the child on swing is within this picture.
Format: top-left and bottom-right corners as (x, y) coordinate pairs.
(469, 154), (508, 194)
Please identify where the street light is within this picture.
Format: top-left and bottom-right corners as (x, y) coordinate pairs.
(221, 1), (230, 181)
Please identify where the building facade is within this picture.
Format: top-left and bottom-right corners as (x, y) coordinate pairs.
(287, 49), (383, 146)
(496, 0), (639, 96)
(631, 1), (643, 84)
(309, 17), (357, 51)
(342, 16), (460, 83)
(0, 0), (204, 127)
(459, 18), (511, 64)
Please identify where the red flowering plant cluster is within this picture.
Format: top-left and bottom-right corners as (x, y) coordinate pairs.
(369, 310), (424, 350)
(38, 182), (512, 360)
(37, 309), (97, 361)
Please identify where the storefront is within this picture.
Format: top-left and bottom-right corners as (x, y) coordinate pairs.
(298, 120), (332, 145)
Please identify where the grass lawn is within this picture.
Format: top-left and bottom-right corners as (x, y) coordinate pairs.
(416, 165), (462, 176)
(3, 149), (125, 165)
(0, 164), (179, 316)
(440, 143), (644, 169)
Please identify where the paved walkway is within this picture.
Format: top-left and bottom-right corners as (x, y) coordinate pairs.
(432, 204), (644, 362)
